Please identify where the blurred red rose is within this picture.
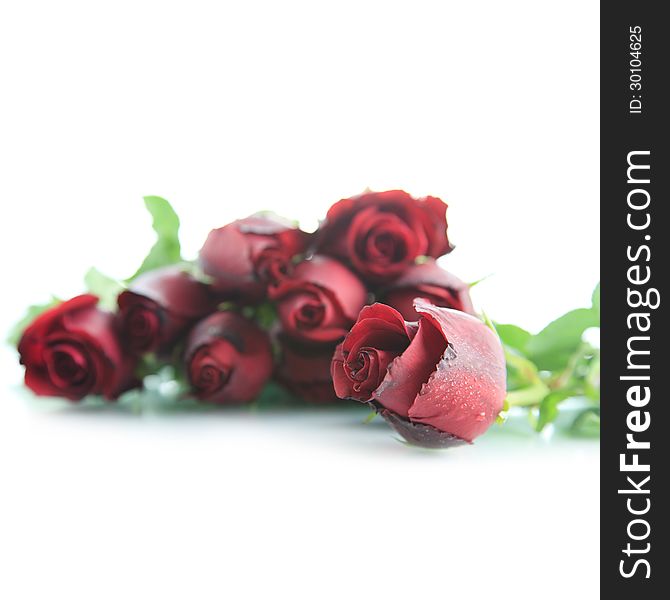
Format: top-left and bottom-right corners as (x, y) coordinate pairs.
(276, 335), (338, 403)
(184, 311), (273, 404)
(331, 299), (505, 447)
(315, 190), (452, 284)
(18, 295), (137, 401)
(380, 259), (475, 320)
(199, 214), (308, 301)
(117, 266), (221, 355)
(269, 255), (367, 344)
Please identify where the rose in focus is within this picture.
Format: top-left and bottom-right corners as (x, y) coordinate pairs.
(331, 299), (506, 447)
(315, 190), (452, 284)
(18, 295), (137, 401)
(184, 311), (273, 404)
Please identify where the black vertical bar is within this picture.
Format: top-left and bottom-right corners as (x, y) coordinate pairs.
(601, 2), (667, 596)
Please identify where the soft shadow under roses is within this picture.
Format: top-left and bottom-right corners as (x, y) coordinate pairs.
(10, 368), (584, 450)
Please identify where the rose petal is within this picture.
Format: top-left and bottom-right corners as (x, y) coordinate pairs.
(198, 225), (261, 297)
(379, 408), (468, 448)
(343, 303), (414, 358)
(381, 261), (475, 319)
(18, 294), (98, 355)
(331, 342), (352, 399)
(24, 365), (63, 399)
(385, 260), (469, 295)
(125, 266), (220, 318)
(344, 317), (410, 359)
(347, 208), (419, 278)
(276, 337), (338, 403)
(273, 256), (366, 321)
(42, 341), (96, 399)
(184, 312), (273, 403)
(415, 195), (452, 257)
(274, 285), (349, 343)
(61, 307), (121, 366)
(61, 309), (136, 399)
(117, 298), (164, 353)
(199, 215), (308, 301)
(317, 190), (420, 255)
(372, 315), (447, 417)
(407, 299), (506, 442)
(19, 296), (137, 401)
(346, 347), (397, 398)
(189, 344), (233, 398)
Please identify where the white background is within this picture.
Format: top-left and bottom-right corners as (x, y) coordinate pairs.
(0, 2), (599, 599)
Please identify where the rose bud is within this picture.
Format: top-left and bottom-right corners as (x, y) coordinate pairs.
(380, 259), (475, 321)
(117, 266), (221, 355)
(331, 299), (506, 448)
(184, 311), (273, 404)
(276, 335), (338, 403)
(18, 295), (137, 401)
(315, 190), (452, 284)
(198, 214), (309, 301)
(269, 255), (367, 344)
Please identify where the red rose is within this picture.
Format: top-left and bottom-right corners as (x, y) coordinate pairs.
(269, 255), (367, 344)
(184, 311), (273, 404)
(276, 336), (338, 403)
(18, 295), (137, 401)
(315, 190), (452, 283)
(380, 259), (475, 321)
(199, 214), (308, 301)
(331, 299), (505, 447)
(117, 266), (221, 355)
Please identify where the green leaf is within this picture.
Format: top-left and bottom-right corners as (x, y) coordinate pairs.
(6, 297), (60, 347)
(363, 410), (378, 424)
(177, 261), (214, 284)
(84, 267), (125, 310)
(480, 310), (496, 333)
(496, 323), (532, 355)
(591, 282), (600, 321)
(504, 346), (543, 388)
(506, 381), (550, 408)
(526, 308), (599, 371)
(468, 273), (493, 288)
(253, 381), (303, 408)
(536, 390), (573, 432)
(585, 352), (600, 401)
(571, 408), (600, 437)
(255, 303), (278, 330)
(128, 196), (182, 281)
(134, 353), (163, 380)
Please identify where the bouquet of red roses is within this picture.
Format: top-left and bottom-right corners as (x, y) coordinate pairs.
(10, 191), (600, 447)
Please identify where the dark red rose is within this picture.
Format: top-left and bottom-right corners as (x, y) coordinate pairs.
(331, 299), (505, 447)
(315, 190), (452, 284)
(276, 336), (338, 403)
(18, 295), (137, 401)
(199, 214), (308, 301)
(184, 311), (273, 404)
(117, 266), (221, 355)
(380, 259), (475, 321)
(269, 255), (367, 344)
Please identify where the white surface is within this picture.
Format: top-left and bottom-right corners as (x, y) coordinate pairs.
(0, 2), (599, 599)
(0, 374), (599, 600)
